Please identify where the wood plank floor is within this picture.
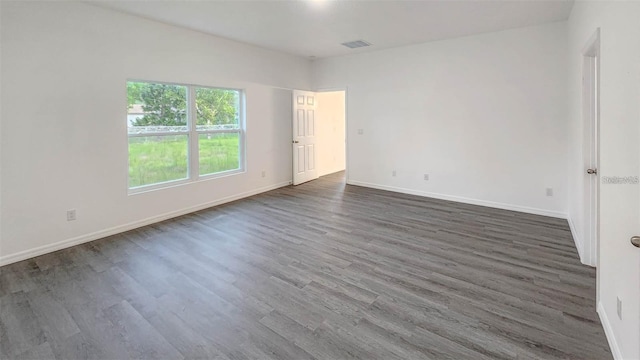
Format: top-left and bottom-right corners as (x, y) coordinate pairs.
(0, 172), (611, 359)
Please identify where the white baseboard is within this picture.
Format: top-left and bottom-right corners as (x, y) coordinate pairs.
(598, 302), (623, 360)
(0, 181), (291, 267)
(347, 180), (567, 219)
(567, 216), (590, 266)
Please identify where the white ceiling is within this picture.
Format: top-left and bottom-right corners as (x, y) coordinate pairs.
(92, 0), (575, 59)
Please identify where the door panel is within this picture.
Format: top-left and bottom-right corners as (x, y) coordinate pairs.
(297, 110), (305, 136)
(296, 146), (305, 173)
(292, 90), (318, 185)
(307, 144), (315, 170)
(307, 110), (315, 136)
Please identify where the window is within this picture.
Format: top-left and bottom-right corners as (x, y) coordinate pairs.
(127, 81), (243, 191)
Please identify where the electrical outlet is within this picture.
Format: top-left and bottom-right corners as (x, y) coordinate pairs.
(546, 188), (553, 197)
(617, 297), (622, 320)
(66, 209), (76, 221)
(261, 170), (266, 178)
(424, 174), (429, 181)
(392, 170), (396, 177)
(357, 129), (364, 135)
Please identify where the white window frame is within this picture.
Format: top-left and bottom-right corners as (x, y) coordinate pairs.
(127, 80), (245, 194)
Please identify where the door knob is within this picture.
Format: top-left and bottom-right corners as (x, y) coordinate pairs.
(292, 140), (299, 144)
(587, 168), (598, 175)
(631, 236), (640, 248)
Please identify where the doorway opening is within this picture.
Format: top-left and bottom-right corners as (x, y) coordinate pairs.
(292, 89), (346, 185)
(582, 29), (600, 269)
(316, 90), (346, 179)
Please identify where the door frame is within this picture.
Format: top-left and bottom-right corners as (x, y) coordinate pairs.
(582, 28), (601, 280)
(314, 87), (349, 183)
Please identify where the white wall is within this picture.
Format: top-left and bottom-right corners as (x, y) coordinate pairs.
(317, 91), (346, 177)
(313, 22), (568, 217)
(0, 1), (311, 264)
(567, 2), (640, 359)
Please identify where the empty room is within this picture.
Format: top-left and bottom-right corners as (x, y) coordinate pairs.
(1, 0), (639, 359)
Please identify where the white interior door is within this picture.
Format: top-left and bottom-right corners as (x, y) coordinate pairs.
(292, 90), (318, 185)
(636, 117), (640, 359)
(583, 51), (599, 267)
(637, 118), (640, 359)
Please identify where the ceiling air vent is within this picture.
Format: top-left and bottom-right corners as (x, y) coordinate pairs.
(341, 40), (371, 49)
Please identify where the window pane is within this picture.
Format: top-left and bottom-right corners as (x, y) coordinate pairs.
(199, 133), (240, 175)
(195, 87), (240, 131)
(127, 82), (188, 135)
(129, 135), (188, 188)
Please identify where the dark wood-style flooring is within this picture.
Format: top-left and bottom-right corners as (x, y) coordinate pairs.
(0, 172), (611, 359)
